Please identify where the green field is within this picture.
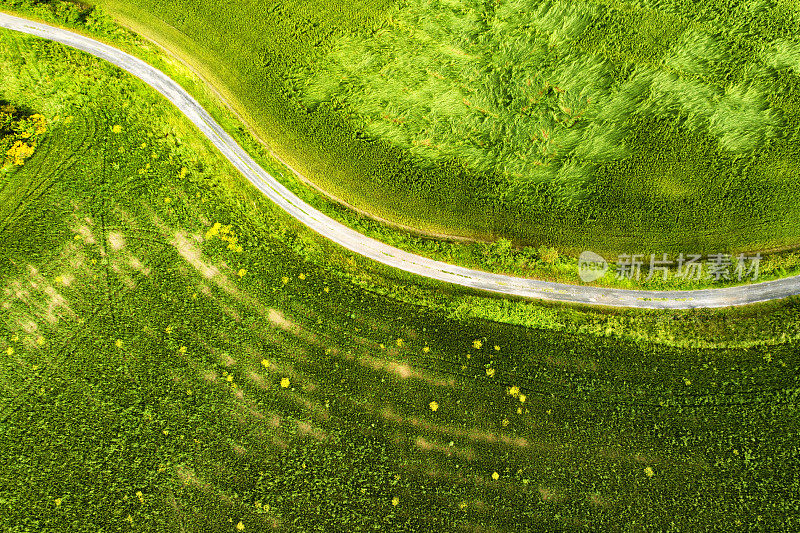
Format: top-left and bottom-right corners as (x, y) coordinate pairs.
(6, 0), (798, 291)
(0, 15), (799, 531)
(71, 0), (800, 260)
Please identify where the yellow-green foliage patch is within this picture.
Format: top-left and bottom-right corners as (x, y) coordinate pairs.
(0, 104), (47, 169)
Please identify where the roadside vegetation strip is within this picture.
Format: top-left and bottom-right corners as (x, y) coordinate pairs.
(5, 11), (800, 309)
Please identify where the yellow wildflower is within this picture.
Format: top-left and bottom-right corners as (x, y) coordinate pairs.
(205, 222), (221, 239)
(429, 401), (439, 412)
(55, 498), (62, 506)
(472, 340), (482, 349)
(111, 124), (122, 133)
(644, 467), (654, 477)
(491, 472), (499, 480)
(508, 386), (520, 397)
(281, 276), (289, 284)
(31, 114), (46, 134)
(323, 287), (330, 293)
(486, 367), (496, 377)
(519, 394), (526, 403)
(298, 273), (306, 280)
(261, 359), (270, 368)
(5, 347), (13, 355)
(494, 345), (500, 351)
(422, 346), (430, 353)
(683, 378), (691, 386)
(6, 140), (35, 166)
(237, 268), (247, 277)
(280, 377), (290, 388)
(115, 339), (123, 348)
(178, 346), (187, 354)
(236, 522), (245, 531)
(391, 497), (399, 506)
(164, 197), (171, 204)
(396, 338), (404, 347)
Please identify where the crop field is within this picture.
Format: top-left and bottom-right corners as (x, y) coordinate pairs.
(293, 0), (800, 254)
(69, 0), (800, 258)
(0, 21), (799, 532)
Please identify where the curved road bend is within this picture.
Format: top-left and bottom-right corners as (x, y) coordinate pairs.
(2, 12), (800, 310)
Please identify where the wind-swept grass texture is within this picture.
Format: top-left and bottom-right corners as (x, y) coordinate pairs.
(297, 0), (788, 208)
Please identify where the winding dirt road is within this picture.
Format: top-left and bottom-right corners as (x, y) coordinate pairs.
(2, 11), (799, 309)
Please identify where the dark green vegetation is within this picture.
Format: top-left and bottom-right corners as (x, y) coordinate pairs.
(1, 16), (800, 532)
(0, 103), (47, 170)
(61, 0), (800, 260)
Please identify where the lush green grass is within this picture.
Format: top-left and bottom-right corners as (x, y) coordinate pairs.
(58, 0), (800, 260)
(7, 0), (800, 292)
(5, 2), (800, 299)
(294, 0), (800, 254)
(0, 19), (800, 532)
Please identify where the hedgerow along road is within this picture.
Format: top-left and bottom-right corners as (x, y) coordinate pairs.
(2, 11), (800, 310)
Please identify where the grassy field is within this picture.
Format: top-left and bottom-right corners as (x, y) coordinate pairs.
(62, 0), (800, 260)
(6, 0), (800, 292)
(0, 18), (799, 532)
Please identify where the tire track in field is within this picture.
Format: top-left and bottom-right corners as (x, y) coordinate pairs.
(0, 238), (175, 424)
(0, 111), (94, 237)
(3, 12), (800, 309)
